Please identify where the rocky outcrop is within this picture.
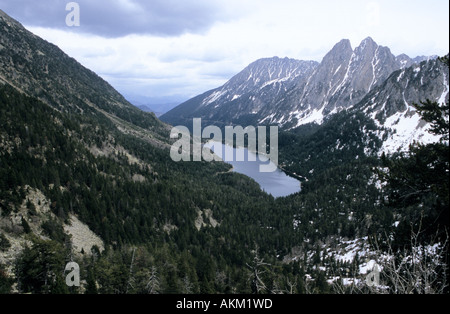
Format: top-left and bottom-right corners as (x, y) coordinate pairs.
(161, 37), (436, 129)
(64, 214), (104, 256)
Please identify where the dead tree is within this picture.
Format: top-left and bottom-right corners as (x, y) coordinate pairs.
(246, 247), (271, 294)
(146, 266), (160, 294)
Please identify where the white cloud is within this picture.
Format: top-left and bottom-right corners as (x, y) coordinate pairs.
(1, 0), (240, 37)
(21, 0), (449, 106)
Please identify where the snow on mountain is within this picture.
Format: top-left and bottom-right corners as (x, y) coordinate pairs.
(161, 37), (447, 154)
(161, 57), (318, 126)
(357, 57), (449, 155)
(257, 37), (417, 128)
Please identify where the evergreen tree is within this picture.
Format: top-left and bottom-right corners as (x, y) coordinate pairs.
(0, 263), (13, 294)
(85, 267), (98, 294)
(15, 238), (69, 294)
(378, 55), (449, 245)
(146, 266), (161, 294)
(375, 55), (449, 292)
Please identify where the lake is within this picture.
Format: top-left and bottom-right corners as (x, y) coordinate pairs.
(204, 141), (301, 198)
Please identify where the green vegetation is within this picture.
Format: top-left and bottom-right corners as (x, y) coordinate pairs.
(0, 84), (303, 294)
(1, 73), (448, 293)
(1, 18), (449, 294)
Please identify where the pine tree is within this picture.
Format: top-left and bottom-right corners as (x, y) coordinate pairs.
(375, 55), (449, 293)
(378, 54), (449, 243)
(15, 238), (69, 294)
(85, 267), (98, 294)
(0, 263), (13, 294)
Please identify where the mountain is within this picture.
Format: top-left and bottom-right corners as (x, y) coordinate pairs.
(161, 57), (318, 127)
(356, 57), (449, 154)
(1, 8), (448, 295)
(0, 9), (169, 145)
(0, 10), (317, 294)
(136, 104), (164, 117)
(281, 37), (407, 123)
(161, 37), (443, 133)
(276, 55), (449, 182)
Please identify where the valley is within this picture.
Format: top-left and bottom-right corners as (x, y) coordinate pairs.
(0, 8), (449, 295)
(204, 141), (302, 198)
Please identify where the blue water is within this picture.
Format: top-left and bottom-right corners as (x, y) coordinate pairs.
(205, 142), (301, 198)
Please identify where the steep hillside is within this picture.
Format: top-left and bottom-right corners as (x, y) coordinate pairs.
(0, 8), (447, 295)
(0, 9), (169, 145)
(0, 9), (307, 295)
(357, 57), (449, 154)
(161, 57), (318, 127)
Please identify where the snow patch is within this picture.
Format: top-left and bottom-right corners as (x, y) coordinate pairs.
(396, 70), (405, 82)
(203, 89), (227, 106)
(293, 106), (325, 127)
(379, 105), (440, 155)
(333, 65), (342, 75)
(438, 72), (449, 105)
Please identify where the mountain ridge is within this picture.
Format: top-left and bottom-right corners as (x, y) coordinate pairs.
(161, 56), (319, 127)
(161, 37), (445, 137)
(0, 9), (171, 148)
(1, 9), (448, 295)
(355, 56), (449, 154)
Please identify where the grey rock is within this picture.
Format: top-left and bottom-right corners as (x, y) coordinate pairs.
(162, 37), (439, 130)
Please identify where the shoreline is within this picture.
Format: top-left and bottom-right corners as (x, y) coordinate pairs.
(207, 140), (303, 181)
(205, 140), (302, 191)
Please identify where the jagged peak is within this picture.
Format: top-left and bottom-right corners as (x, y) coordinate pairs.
(320, 39), (353, 64)
(163, 36), (443, 130)
(396, 53), (410, 59)
(355, 36), (378, 53)
(332, 38), (353, 51)
(361, 36), (376, 45)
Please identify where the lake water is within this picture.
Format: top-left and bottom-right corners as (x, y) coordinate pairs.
(204, 141), (301, 198)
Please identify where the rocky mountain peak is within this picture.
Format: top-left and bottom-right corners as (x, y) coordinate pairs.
(358, 36), (377, 50)
(161, 37), (445, 134)
(320, 39), (353, 66)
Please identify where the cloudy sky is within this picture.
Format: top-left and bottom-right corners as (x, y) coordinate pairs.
(1, 0), (449, 109)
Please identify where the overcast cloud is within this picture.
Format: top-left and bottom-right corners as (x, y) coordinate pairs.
(1, 0), (448, 108)
(0, 0), (238, 37)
